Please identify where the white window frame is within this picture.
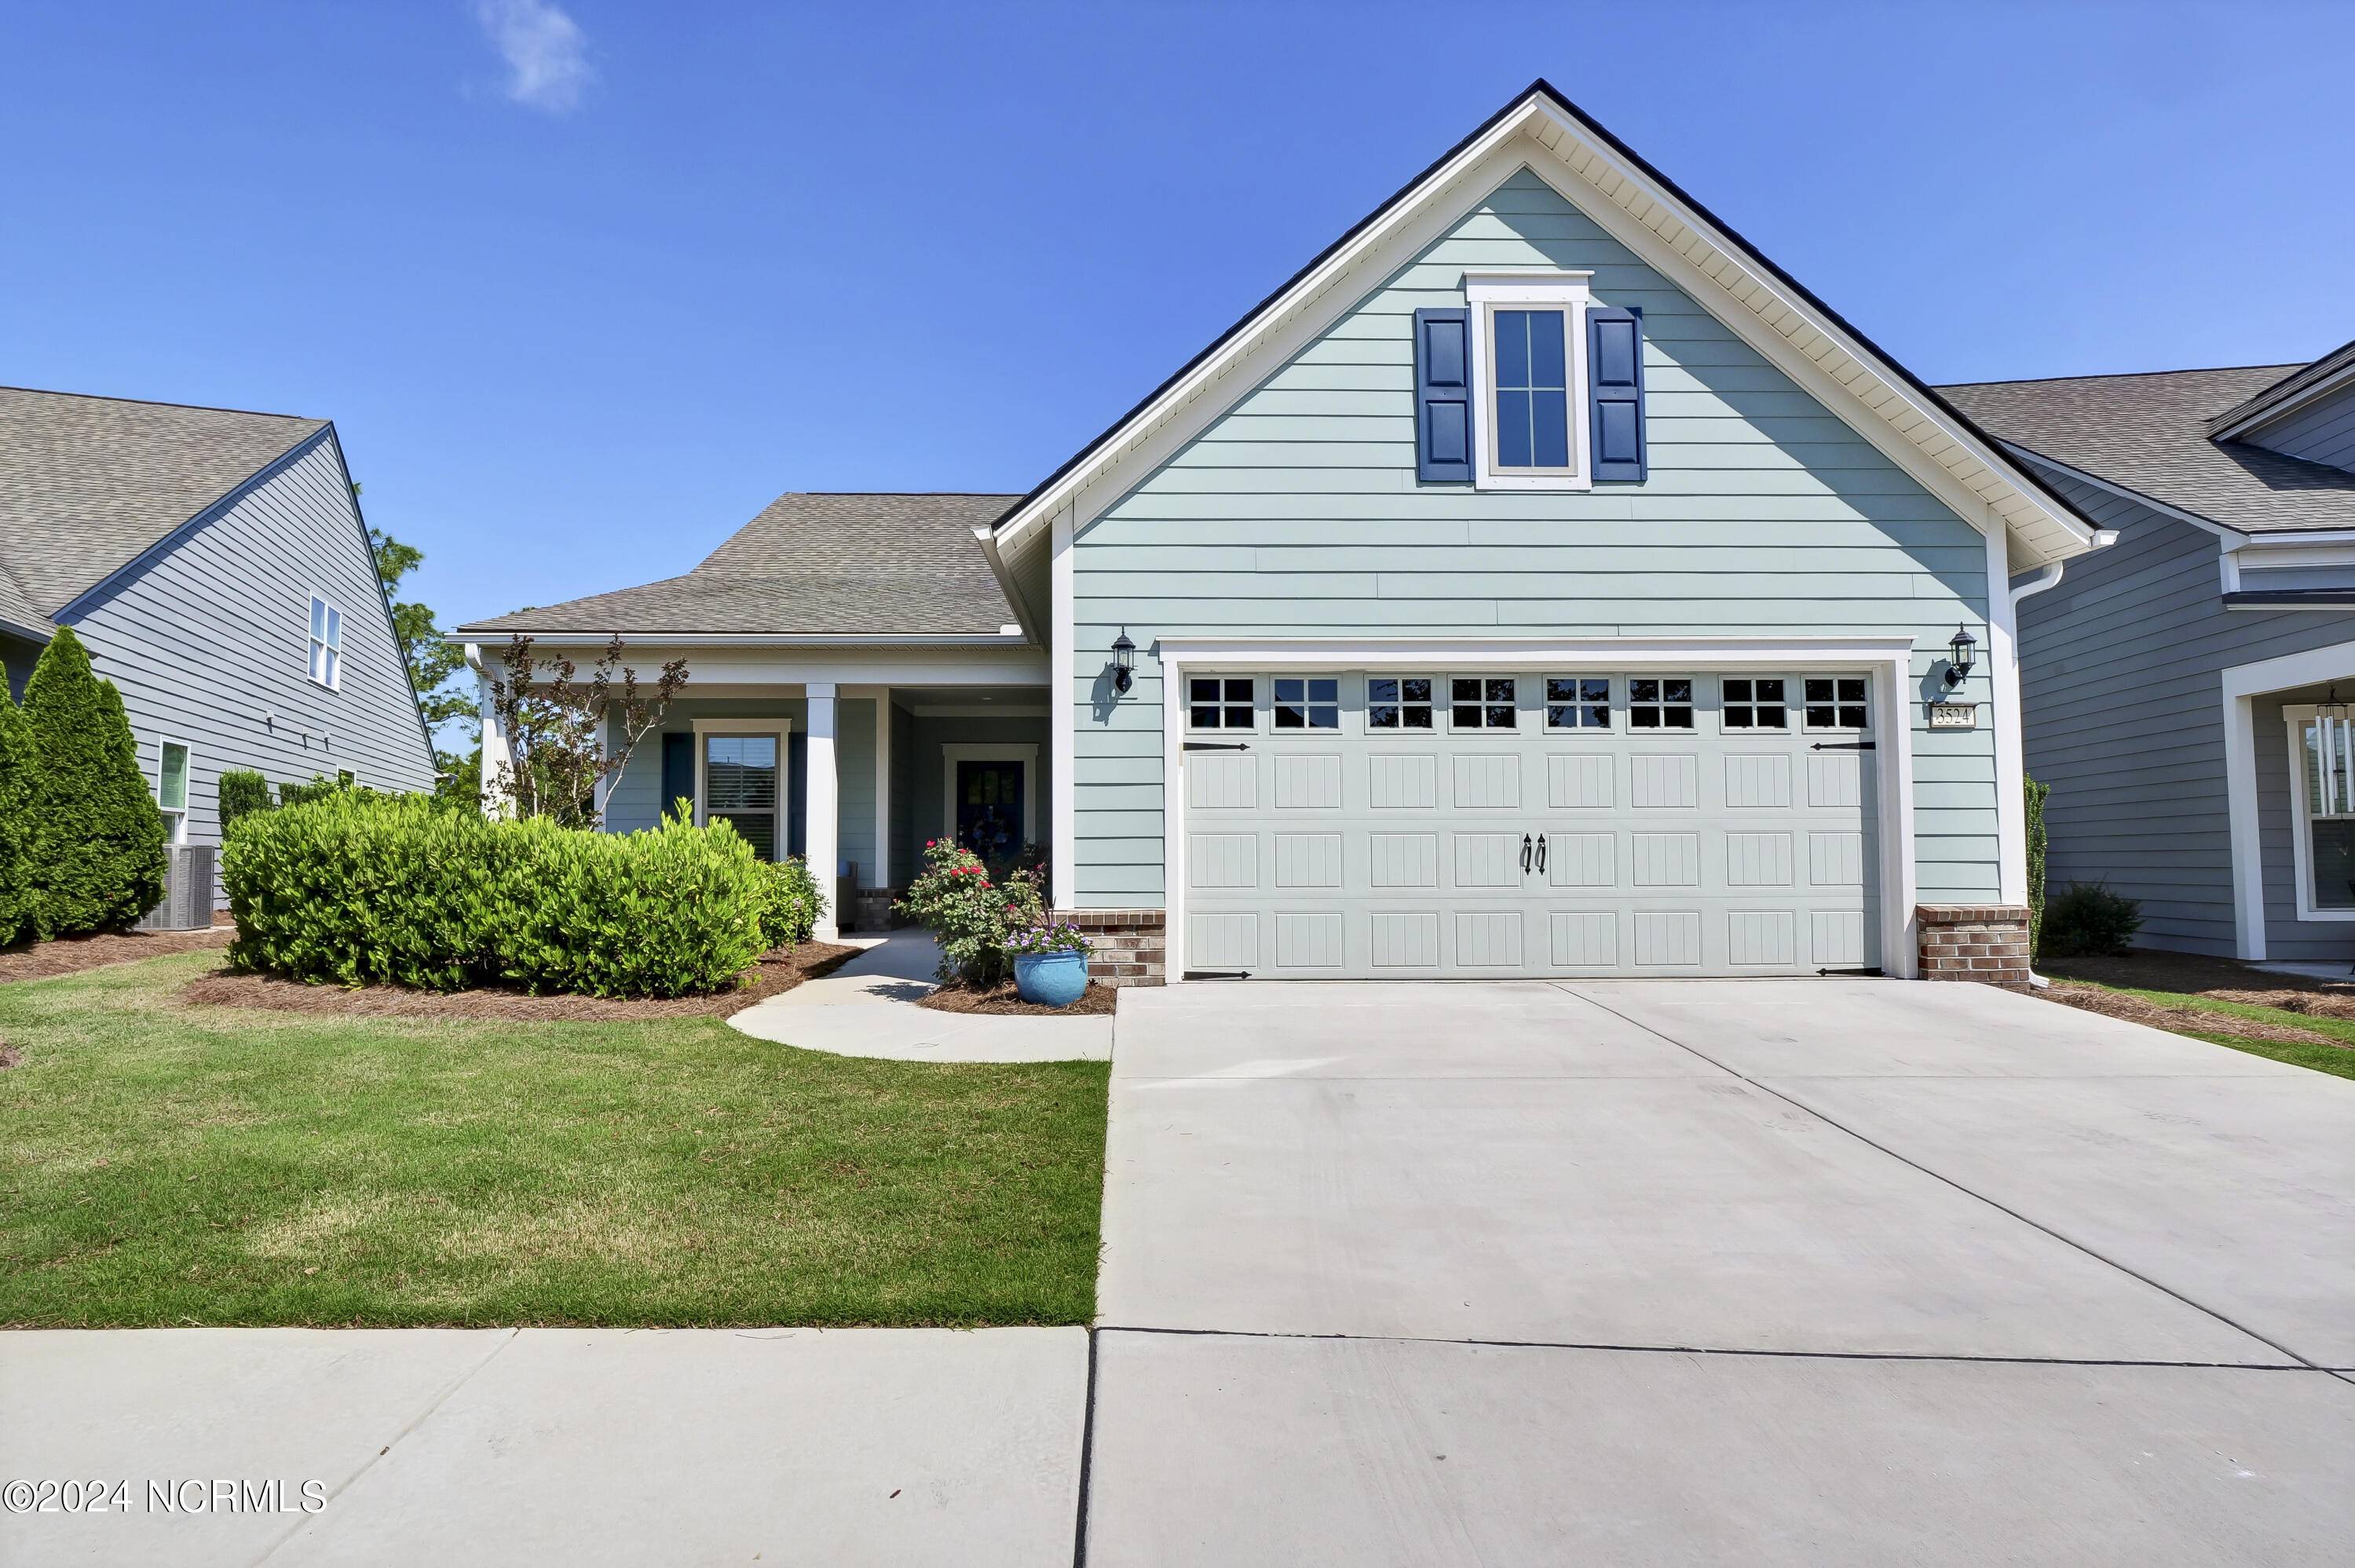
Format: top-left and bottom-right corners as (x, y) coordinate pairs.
(308, 594), (343, 689)
(1365, 674), (1439, 734)
(1465, 270), (1594, 492)
(1446, 673), (1520, 733)
(1801, 674), (1873, 733)
(1719, 674), (1793, 735)
(1271, 674), (1342, 733)
(1543, 674), (1614, 732)
(940, 742), (1039, 845)
(1184, 674), (1256, 733)
(691, 717), (792, 862)
(156, 738), (191, 845)
(1625, 674), (1698, 732)
(2281, 704), (2355, 923)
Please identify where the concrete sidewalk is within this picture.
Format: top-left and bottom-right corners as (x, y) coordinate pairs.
(729, 929), (1111, 1062)
(0, 1327), (1086, 1567)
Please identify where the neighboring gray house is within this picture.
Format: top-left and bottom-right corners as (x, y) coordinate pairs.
(459, 81), (2104, 983)
(0, 388), (439, 890)
(1944, 339), (2355, 962)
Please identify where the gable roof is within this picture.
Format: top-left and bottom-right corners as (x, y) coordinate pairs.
(987, 79), (2099, 568)
(2207, 336), (2355, 441)
(1940, 366), (2355, 537)
(454, 492), (1024, 640)
(0, 387), (328, 625)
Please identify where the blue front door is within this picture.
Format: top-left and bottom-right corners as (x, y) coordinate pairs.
(955, 760), (1024, 861)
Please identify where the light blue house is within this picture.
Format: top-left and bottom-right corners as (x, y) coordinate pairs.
(459, 82), (2102, 983)
(1947, 339), (2355, 963)
(0, 388), (440, 894)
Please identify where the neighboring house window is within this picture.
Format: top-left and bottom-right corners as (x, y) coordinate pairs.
(158, 741), (189, 844)
(1450, 677), (1517, 730)
(1721, 678), (1789, 730)
(1273, 677), (1339, 729)
(1366, 677), (1435, 730)
(1628, 678), (1695, 730)
(2297, 715), (2355, 912)
(1188, 677), (1253, 730)
(308, 596), (342, 688)
(1804, 677), (1870, 730)
(1465, 272), (1593, 490)
(704, 734), (779, 861)
(1545, 676), (1611, 730)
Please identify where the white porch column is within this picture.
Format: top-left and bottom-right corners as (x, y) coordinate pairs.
(466, 643), (513, 819)
(873, 689), (891, 889)
(806, 682), (840, 941)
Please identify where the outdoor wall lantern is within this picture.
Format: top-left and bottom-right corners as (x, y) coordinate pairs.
(1110, 628), (1136, 695)
(1944, 624), (1978, 689)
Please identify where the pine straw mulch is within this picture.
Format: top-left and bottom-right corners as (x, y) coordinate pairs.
(2039, 983), (2346, 1047)
(2040, 949), (2355, 1021)
(0, 916), (234, 985)
(177, 942), (865, 1022)
(917, 978), (1119, 1017)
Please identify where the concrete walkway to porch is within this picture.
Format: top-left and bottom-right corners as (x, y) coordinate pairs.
(729, 928), (1113, 1062)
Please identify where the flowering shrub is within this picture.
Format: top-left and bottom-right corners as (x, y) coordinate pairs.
(893, 838), (1047, 987)
(1003, 919), (1090, 957)
(755, 856), (828, 950)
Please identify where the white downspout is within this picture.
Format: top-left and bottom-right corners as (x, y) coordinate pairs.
(2007, 529), (2115, 985)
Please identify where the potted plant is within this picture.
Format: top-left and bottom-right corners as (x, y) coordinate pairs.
(1004, 919), (1092, 1007)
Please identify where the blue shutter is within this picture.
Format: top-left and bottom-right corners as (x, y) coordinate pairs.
(1413, 307), (1473, 483)
(1588, 306), (1646, 483)
(661, 733), (693, 821)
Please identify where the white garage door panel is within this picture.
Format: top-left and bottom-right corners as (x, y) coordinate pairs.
(1181, 671), (1880, 979)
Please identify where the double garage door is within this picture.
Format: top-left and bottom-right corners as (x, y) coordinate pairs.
(1179, 670), (1880, 978)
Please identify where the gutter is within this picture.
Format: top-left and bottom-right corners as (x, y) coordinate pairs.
(442, 630), (1036, 649)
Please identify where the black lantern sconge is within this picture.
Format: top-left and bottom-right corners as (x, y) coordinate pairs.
(1944, 624), (1977, 689)
(1110, 628), (1136, 695)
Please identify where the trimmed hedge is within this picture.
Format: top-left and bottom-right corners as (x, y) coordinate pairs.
(218, 769), (273, 833)
(23, 627), (166, 937)
(0, 682), (34, 945)
(225, 792), (769, 997)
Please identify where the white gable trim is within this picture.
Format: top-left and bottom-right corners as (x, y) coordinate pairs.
(992, 88), (2095, 570)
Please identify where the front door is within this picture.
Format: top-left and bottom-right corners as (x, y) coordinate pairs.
(956, 760), (1026, 861)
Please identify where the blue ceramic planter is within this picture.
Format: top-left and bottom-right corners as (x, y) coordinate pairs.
(1013, 950), (1089, 1008)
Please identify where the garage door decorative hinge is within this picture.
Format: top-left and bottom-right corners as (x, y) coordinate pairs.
(1810, 740), (1876, 751)
(1185, 970), (1252, 980)
(1183, 741), (1251, 752)
(1817, 967), (1883, 976)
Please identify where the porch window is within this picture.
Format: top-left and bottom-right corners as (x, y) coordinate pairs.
(704, 734), (779, 860)
(2298, 716), (2355, 910)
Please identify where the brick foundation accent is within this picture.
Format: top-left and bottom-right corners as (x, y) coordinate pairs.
(1066, 908), (1167, 988)
(849, 887), (896, 934)
(1916, 904), (2032, 989)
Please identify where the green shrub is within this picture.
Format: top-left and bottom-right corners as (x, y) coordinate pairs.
(23, 627), (166, 937)
(225, 792), (767, 997)
(276, 774), (349, 810)
(2040, 883), (2142, 959)
(893, 837), (1046, 987)
(0, 682), (35, 945)
(755, 856), (827, 950)
(2024, 774), (2050, 961)
(218, 769), (273, 834)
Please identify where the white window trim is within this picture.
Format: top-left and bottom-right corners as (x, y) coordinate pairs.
(1625, 673), (1699, 733)
(941, 742), (1039, 845)
(1157, 636), (1919, 984)
(2280, 704), (2355, 923)
(1465, 270), (1594, 492)
(1445, 672), (1522, 733)
(1365, 673), (1439, 735)
(156, 737), (191, 845)
(690, 716), (792, 862)
(1717, 674), (1795, 736)
(308, 594), (343, 691)
(1184, 674), (1257, 733)
(1801, 674), (1874, 733)
(2219, 638), (2355, 958)
(1542, 674), (1614, 733)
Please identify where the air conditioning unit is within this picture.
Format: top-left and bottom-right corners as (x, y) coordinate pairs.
(137, 844), (218, 932)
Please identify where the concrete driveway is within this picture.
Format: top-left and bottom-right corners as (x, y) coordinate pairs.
(1087, 979), (2355, 1566)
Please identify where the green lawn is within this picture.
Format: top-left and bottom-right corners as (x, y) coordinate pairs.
(2045, 970), (2355, 1082)
(0, 954), (1109, 1328)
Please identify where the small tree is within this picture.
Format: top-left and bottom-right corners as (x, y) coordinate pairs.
(488, 634), (686, 827)
(2024, 773), (2050, 961)
(24, 627), (167, 935)
(218, 769), (273, 834)
(0, 682), (35, 945)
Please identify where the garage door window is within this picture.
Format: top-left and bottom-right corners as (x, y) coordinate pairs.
(1721, 678), (1788, 730)
(1450, 677), (1518, 730)
(1628, 677), (1695, 729)
(1366, 677), (1435, 729)
(1274, 678), (1340, 729)
(1545, 676), (1611, 730)
(1805, 678), (1870, 731)
(1189, 677), (1254, 730)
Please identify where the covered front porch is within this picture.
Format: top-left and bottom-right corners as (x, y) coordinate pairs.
(477, 639), (1051, 942)
(2224, 638), (2355, 963)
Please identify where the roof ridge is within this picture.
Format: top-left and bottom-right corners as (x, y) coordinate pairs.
(0, 383), (324, 425)
(1937, 363), (2304, 390)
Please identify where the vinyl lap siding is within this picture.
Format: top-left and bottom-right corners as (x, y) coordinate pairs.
(64, 437), (437, 893)
(2015, 465), (2355, 958)
(2247, 384), (2355, 472)
(1069, 167), (1995, 905)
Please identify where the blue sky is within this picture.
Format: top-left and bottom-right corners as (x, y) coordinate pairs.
(2, 2), (2349, 629)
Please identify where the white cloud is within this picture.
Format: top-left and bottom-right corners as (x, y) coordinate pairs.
(475, 0), (594, 114)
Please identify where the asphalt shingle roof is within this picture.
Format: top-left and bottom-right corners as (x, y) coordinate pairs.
(455, 492), (1024, 638)
(1939, 366), (2355, 535)
(0, 387), (327, 620)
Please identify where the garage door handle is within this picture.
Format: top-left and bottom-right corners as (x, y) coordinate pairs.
(1520, 834), (1533, 874)
(1534, 834), (1546, 874)
(1183, 741), (1251, 752)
